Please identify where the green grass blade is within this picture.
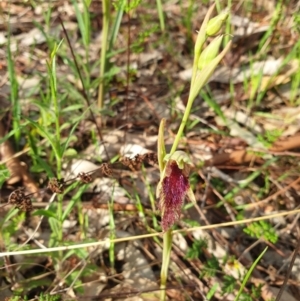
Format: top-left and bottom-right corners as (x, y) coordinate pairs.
(62, 183), (86, 221)
(234, 246), (268, 301)
(200, 89), (226, 122)
(61, 120), (80, 157)
(109, 0), (125, 50)
(72, 0), (90, 47)
(98, 0), (111, 109)
(26, 118), (61, 162)
(156, 0), (165, 32)
(7, 24), (20, 145)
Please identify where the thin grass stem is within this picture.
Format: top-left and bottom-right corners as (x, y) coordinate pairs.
(98, 0), (110, 109)
(156, 0), (165, 32)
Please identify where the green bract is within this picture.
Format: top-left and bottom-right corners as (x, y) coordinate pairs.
(197, 35), (224, 71)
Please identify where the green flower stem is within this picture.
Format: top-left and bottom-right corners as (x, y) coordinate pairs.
(160, 229), (172, 301)
(170, 91), (195, 156)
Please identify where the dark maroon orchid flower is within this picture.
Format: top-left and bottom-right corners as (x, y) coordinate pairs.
(157, 151), (196, 231)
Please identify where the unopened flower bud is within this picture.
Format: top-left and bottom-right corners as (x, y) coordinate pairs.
(194, 4), (217, 57)
(197, 35), (223, 71)
(206, 10), (229, 36)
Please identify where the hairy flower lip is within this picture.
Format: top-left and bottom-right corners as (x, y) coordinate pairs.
(158, 159), (190, 231)
(157, 151), (196, 231)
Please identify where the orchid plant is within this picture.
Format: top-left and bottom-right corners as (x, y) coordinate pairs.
(156, 5), (231, 300)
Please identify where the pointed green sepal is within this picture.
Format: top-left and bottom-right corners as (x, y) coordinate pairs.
(186, 187), (196, 205)
(157, 118), (167, 174)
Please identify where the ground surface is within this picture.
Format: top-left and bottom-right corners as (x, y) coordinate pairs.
(0, 1), (300, 301)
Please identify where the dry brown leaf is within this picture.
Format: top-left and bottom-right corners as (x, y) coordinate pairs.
(0, 120), (39, 195)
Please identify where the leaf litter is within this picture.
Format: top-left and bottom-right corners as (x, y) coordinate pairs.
(0, 1), (300, 300)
